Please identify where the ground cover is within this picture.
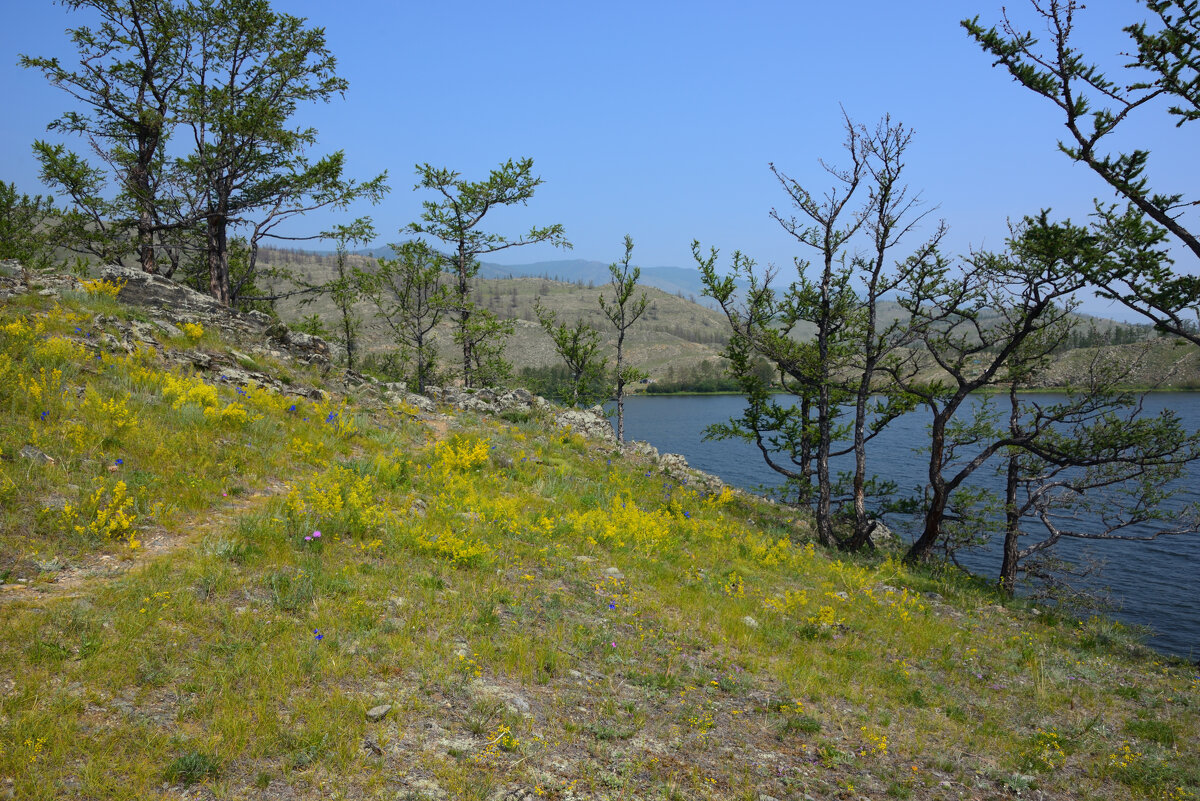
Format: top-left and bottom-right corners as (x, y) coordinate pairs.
(0, 278), (1197, 800)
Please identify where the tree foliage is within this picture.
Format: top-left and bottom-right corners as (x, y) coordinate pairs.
(599, 236), (649, 442)
(534, 299), (609, 408)
(0, 182), (66, 283)
(22, 0), (194, 272)
(964, 0), (1200, 343)
(179, 0), (387, 307)
(24, 0), (387, 306)
(699, 115), (933, 550)
(361, 240), (451, 394)
(408, 159), (569, 387)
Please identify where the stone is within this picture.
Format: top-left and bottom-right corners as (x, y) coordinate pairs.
(603, 567), (625, 580)
(152, 319), (183, 338)
(558, 406), (615, 442)
(365, 703), (392, 722)
(868, 519), (896, 544)
(625, 440), (659, 459)
(19, 445), (54, 464)
(742, 615), (759, 629)
(659, 452), (690, 472)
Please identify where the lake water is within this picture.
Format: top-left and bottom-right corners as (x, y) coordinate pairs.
(617, 393), (1200, 661)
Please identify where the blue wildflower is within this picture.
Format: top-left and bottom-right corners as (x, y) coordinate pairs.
(313, 629), (323, 641)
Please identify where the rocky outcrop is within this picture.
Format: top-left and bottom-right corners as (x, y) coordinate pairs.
(556, 405), (616, 443)
(424, 386), (553, 417)
(97, 264), (331, 365)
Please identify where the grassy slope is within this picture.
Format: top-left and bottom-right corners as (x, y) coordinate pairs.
(0, 277), (1197, 801)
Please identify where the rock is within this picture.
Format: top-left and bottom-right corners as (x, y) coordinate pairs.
(659, 452), (690, 473)
(406, 778), (446, 800)
(558, 405), (615, 442)
(19, 445), (55, 465)
(152, 319), (183, 338)
(625, 440), (659, 459)
(365, 703), (392, 722)
(129, 320), (159, 344)
(384, 387), (434, 413)
(468, 679), (533, 718)
(742, 615), (759, 629)
(868, 519), (896, 545)
(603, 567), (625, 580)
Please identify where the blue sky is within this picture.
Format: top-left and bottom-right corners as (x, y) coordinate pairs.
(3, 1), (1196, 317)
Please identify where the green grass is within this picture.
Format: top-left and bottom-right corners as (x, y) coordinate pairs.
(0, 283), (1197, 799)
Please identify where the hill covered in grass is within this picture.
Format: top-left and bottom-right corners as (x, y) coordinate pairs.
(257, 247), (733, 380)
(1, 262), (1197, 800)
(258, 246), (1200, 393)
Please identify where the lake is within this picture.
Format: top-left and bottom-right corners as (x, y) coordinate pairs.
(617, 393), (1200, 661)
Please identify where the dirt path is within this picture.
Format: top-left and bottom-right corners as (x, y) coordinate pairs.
(0, 478), (292, 607)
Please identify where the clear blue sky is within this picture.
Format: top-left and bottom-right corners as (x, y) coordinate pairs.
(2, 1), (1196, 317)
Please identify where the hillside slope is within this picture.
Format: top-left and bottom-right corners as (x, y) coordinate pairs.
(259, 248), (733, 378)
(1, 262), (1197, 801)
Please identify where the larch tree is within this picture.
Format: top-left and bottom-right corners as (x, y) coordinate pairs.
(535, 300), (608, 408)
(22, 0), (195, 272)
(599, 236), (648, 443)
(965, 0), (1200, 343)
(698, 115), (936, 550)
(362, 240), (451, 394)
(178, 0), (387, 307)
(407, 158), (569, 388)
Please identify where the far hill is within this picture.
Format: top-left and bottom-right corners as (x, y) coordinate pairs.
(351, 249), (730, 309)
(256, 247), (734, 379)
(257, 245), (1200, 390)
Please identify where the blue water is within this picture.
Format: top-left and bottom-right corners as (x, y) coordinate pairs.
(617, 393), (1200, 660)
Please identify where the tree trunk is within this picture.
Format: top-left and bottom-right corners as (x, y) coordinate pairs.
(999, 387), (1023, 595)
(615, 328), (626, 442)
(207, 212), (230, 306)
(456, 251), (473, 387)
(999, 452), (1021, 596)
(905, 413), (948, 562)
(138, 207), (157, 274)
(815, 379), (835, 548)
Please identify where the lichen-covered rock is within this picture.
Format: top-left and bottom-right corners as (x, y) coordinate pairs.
(557, 405), (615, 442)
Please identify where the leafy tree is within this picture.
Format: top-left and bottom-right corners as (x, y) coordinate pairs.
(362, 240), (451, 393)
(996, 362), (1200, 595)
(178, 0), (387, 307)
(534, 300), (609, 407)
(964, 0), (1200, 344)
(698, 116), (934, 549)
(303, 220), (375, 371)
(697, 246), (826, 525)
(0, 182), (63, 283)
(898, 216), (1090, 564)
(408, 159), (569, 387)
(22, 0), (194, 273)
(599, 236), (649, 443)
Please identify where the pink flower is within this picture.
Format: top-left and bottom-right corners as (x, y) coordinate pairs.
(313, 530), (321, 538)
